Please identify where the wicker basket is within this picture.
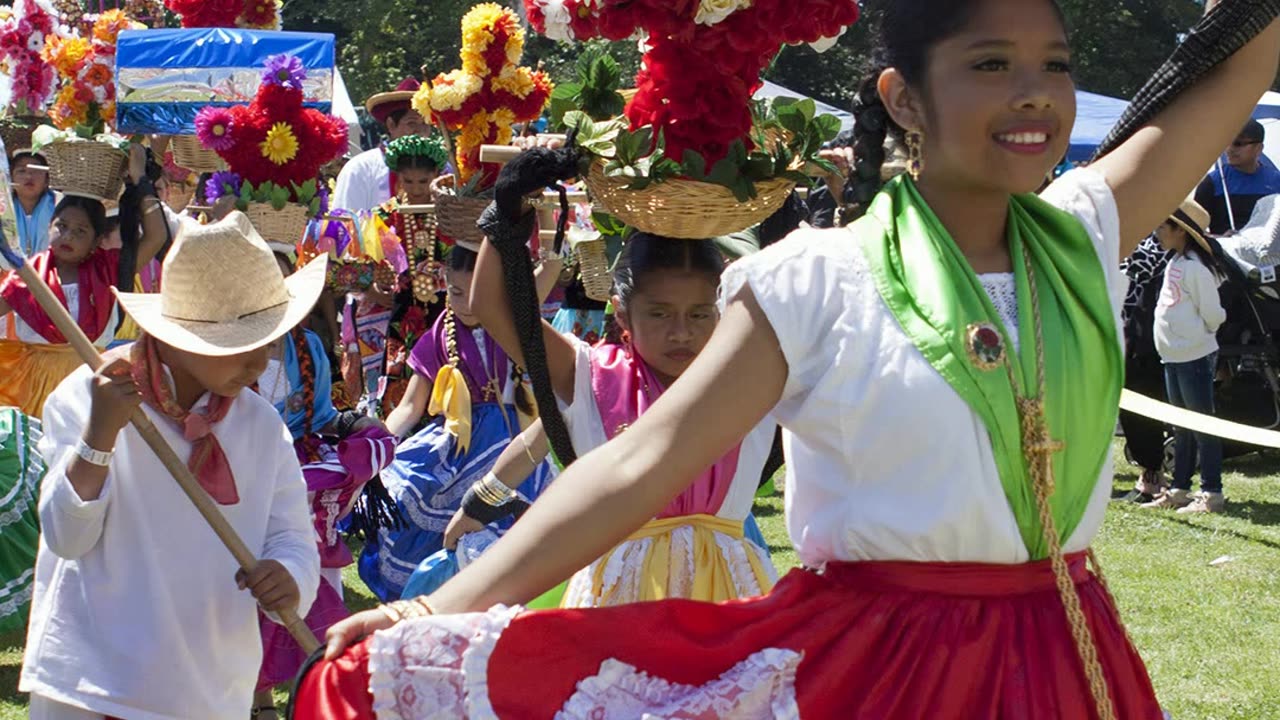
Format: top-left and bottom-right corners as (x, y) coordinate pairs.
(245, 202), (312, 247)
(0, 116), (43, 153)
(436, 194), (491, 248)
(587, 161), (795, 239)
(44, 141), (129, 201)
(574, 237), (613, 302)
(170, 135), (226, 173)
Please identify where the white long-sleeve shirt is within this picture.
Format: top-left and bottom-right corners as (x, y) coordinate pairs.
(20, 365), (320, 720)
(331, 147), (390, 212)
(1154, 252), (1227, 363)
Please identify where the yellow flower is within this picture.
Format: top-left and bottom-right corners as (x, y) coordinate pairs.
(43, 36), (91, 79)
(260, 122), (299, 165)
(491, 66), (534, 98)
(428, 71), (482, 113)
(411, 82), (434, 121)
(490, 108), (516, 146)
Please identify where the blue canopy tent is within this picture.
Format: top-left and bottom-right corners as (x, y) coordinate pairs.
(1066, 90), (1130, 162)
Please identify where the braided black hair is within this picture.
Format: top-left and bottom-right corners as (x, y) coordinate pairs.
(847, 1), (1066, 214)
(481, 140), (584, 465)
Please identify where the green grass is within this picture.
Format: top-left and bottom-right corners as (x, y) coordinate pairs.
(1, 440), (1277, 718)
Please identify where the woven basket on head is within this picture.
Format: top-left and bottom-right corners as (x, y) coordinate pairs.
(170, 135), (226, 173)
(245, 202), (312, 247)
(436, 194), (490, 247)
(586, 161), (794, 239)
(0, 116), (44, 153)
(44, 141), (128, 201)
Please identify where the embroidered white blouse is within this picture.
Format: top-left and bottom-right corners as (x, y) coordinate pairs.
(718, 168), (1127, 567)
(20, 366), (320, 720)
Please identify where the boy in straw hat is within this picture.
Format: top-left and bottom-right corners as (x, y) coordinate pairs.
(21, 211), (327, 719)
(1142, 196), (1229, 515)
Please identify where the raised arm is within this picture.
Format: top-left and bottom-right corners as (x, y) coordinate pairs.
(1091, 8), (1280, 255)
(426, 286), (786, 612)
(472, 236), (578, 403)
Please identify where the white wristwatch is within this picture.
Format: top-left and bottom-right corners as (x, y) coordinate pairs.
(75, 439), (114, 467)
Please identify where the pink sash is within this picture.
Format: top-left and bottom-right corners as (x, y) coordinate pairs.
(590, 343), (741, 518)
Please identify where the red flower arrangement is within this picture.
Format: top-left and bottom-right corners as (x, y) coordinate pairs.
(164, 0), (282, 30)
(525, 0), (858, 165)
(195, 55), (347, 196)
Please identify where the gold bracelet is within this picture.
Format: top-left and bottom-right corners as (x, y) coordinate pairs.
(412, 597), (437, 616)
(377, 603), (402, 624)
(519, 433), (539, 469)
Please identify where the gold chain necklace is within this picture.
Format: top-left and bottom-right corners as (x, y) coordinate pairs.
(1006, 250), (1117, 720)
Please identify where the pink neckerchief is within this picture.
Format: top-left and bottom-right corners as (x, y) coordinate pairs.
(591, 343), (741, 518)
(128, 334), (239, 505)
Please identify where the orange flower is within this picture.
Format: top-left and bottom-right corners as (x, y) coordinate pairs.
(81, 60), (113, 88)
(42, 36), (90, 79)
(92, 9), (139, 45)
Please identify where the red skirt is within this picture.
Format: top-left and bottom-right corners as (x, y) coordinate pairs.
(295, 553), (1162, 719)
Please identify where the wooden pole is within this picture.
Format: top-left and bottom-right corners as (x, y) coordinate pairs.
(8, 260), (320, 654)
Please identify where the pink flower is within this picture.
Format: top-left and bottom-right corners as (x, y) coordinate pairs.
(195, 106), (237, 151)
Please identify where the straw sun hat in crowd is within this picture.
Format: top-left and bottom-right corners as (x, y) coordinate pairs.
(113, 211), (327, 357)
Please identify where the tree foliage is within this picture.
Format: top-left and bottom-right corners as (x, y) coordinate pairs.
(285, 0), (1263, 125)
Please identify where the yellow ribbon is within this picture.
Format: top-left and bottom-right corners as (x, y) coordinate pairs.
(361, 214), (387, 263)
(429, 363), (472, 453)
(587, 514), (775, 606)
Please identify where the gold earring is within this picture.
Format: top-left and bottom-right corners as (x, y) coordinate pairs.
(906, 130), (924, 181)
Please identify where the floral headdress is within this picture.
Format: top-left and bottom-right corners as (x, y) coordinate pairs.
(384, 134), (449, 173)
(525, 0), (857, 167)
(411, 3), (553, 190)
(0, 0), (61, 116)
(195, 54), (348, 213)
(42, 9), (142, 134)
(164, 0), (283, 31)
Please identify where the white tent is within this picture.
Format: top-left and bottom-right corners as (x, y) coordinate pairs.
(331, 67), (363, 157)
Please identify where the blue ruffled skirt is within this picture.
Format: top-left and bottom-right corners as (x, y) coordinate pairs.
(358, 403), (554, 601)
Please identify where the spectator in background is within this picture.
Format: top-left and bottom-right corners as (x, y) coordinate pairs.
(1115, 232), (1175, 503)
(1195, 119), (1280, 234)
(807, 129), (855, 229)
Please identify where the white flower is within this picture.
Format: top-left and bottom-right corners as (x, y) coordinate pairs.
(694, 0), (751, 27)
(537, 0), (574, 42)
(808, 26), (848, 53)
(25, 30), (43, 52)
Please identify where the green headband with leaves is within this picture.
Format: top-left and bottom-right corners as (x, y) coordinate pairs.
(385, 135), (449, 171)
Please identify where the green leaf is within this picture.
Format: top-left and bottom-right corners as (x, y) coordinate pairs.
(681, 149), (707, 179)
(707, 157), (739, 187)
(744, 154), (774, 180)
(794, 98), (816, 124)
(776, 106), (806, 136)
(731, 177), (757, 202)
(813, 114), (842, 142)
(551, 82), (583, 100)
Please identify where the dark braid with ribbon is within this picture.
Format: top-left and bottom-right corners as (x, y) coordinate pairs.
(1094, 0), (1280, 160)
(477, 135), (583, 466)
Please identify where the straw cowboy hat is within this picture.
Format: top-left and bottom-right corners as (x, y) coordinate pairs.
(1168, 196), (1214, 254)
(366, 77), (421, 124)
(114, 211), (327, 357)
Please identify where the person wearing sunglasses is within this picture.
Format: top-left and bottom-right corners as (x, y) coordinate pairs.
(1195, 118), (1280, 234)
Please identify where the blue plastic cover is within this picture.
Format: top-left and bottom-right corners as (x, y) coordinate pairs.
(115, 28), (336, 135)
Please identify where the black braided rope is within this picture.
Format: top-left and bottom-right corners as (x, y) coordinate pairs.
(481, 139), (584, 466)
(1093, 0), (1280, 160)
